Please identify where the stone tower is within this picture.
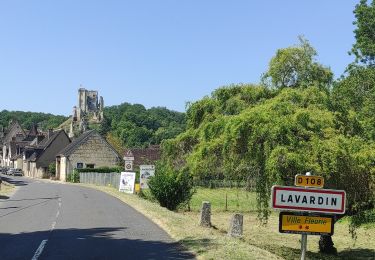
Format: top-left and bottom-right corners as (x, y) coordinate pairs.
(75, 88), (104, 123)
(69, 87), (104, 138)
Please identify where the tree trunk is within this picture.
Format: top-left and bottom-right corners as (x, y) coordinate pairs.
(318, 235), (337, 255)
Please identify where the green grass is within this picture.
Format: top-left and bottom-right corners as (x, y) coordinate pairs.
(0, 181), (14, 198)
(142, 187), (258, 212)
(187, 187), (257, 212)
(80, 184), (375, 260)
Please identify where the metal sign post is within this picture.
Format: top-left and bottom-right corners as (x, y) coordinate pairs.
(272, 171), (346, 260)
(123, 150), (135, 172)
(300, 171), (311, 260)
(301, 232), (307, 260)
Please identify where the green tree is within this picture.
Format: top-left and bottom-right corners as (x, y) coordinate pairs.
(162, 84), (375, 252)
(262, 37), (333, 90)
(0, 110), (68, 130)
(148, 161), (195, 211)
(351, 0), (375, 66)
(103, 103), (186, 148)
(331, 67), (375, 139)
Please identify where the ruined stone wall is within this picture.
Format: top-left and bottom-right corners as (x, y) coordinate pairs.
(76, 88), (103, 123)
(86, 91), (99, 112)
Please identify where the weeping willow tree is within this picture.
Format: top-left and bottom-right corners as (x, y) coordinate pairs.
(161, 36), (375, 254)
(163, 84), (374, 220)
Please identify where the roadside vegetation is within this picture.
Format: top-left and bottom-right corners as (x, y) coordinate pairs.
(82, 183), (375, 259)
(0, 180), (14, 198)
(155, 1), (375, 254)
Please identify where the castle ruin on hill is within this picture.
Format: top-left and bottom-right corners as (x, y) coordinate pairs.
(69, 88), (104, 138)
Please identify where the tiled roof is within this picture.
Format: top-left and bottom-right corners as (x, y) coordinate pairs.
(28, 149), (43, 162)
(125, 146), (161, 167)
(37, 130), (62, 148)
(24, 130), (70, 163)
(58, 130), (120, 160)
(3, 121), (26, 143)
(58, 130), (95, 156)
(28, 123), (38, 137)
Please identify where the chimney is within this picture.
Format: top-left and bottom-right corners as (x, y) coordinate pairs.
(48, 129), (53, 139)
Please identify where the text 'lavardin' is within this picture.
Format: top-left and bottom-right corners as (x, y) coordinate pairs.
(281, 194), (337, 206)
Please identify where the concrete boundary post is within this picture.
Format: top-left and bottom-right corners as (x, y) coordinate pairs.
(199, 201), (211, 227)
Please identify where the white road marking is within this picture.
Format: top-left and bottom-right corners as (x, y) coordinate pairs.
(31, 239), (48, 260)
(51, 221), (56, 230)
(31, 197), (63, 260)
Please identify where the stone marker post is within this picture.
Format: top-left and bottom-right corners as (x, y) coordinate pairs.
(228, 213), (243, 237)
(199, 201), (211, 227)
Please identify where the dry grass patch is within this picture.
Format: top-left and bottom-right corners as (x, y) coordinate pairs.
(80, 184), (375, 260)
(0, 181), (14, 198)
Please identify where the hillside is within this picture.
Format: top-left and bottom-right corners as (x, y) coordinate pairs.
(0, 110), (68, 131)
(55, 102), (186, 149)
(101, 103), (186, 148)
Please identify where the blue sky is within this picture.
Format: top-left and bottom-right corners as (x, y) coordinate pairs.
(0, 1), (358, 116)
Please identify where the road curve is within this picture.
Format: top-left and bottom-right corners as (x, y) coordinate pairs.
(0, 175), (195, 260)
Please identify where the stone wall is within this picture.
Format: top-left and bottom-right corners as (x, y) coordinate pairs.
(59, 157), (68, 181)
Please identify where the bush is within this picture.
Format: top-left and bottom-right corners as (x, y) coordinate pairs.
(67, 169), (80, 183)
(76, 166), (123, 173)
(148, 162), (195, 211)
(48, 162), (56, 177)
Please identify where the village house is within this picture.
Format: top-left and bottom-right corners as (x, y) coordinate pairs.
(124, 145), (161, 170)
(23, 129), (71, 178)
(1, 120), (29, 168)
(56, 130), (121, 181)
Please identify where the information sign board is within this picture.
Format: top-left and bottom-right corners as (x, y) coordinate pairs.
(140, 165), (155, 189)
(295, 174), (324, 188)
(279, 212), (334, 235)
(119, 172), (136, 194)
(123, 150), (134, 161)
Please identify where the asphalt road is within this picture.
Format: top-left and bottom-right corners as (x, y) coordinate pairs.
(0, 175), (195, 260)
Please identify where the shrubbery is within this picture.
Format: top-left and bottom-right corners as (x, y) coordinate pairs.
(67, 169), (80, 183)
(148, 162), (195, 211)
(75, 166), (123, 173)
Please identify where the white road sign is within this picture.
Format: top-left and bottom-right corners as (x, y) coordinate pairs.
(271, 186), (346, 214)
(124, 160), (133, 171)
(140, 165), (155, 189)
(119, 172), (136, 194)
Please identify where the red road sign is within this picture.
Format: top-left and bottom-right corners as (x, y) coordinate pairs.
(271, 186), (346, 214)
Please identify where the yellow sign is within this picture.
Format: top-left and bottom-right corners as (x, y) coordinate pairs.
(135, 183), (140, 193)
(295, 175), (324, 188)
(279, 212), (334, 235)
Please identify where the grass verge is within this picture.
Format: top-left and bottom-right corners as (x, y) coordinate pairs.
(0, 181), (14, 198)
(80, 184), (375, 260)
